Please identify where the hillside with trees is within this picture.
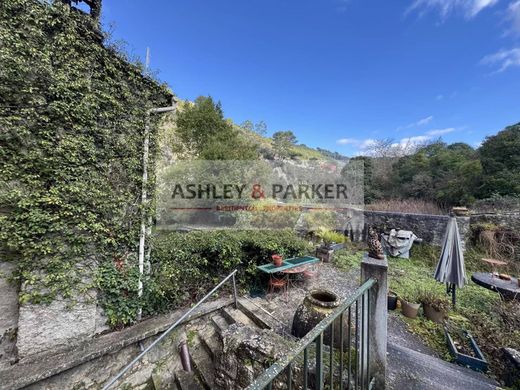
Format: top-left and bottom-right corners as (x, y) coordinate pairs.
(163, 96), (519, 208)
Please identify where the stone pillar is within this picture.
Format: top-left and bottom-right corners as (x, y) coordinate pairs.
(361, 254), (388, 389)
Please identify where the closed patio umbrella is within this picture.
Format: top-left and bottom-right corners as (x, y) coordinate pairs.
(434, 216), (466, 306)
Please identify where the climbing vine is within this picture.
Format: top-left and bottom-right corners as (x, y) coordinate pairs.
(0, 0), (170, 324)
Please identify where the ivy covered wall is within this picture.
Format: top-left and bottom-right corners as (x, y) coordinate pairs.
(0, 0), (172, 330)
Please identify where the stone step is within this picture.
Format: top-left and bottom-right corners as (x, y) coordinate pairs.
(151, 366), (178, 390)
(189, 334), (216, 389)
(221, 306), (258, 328)
(210, 313), (230, 334)
(199, 330), (221, 362)
(175, 370), (204, 390)
(237, 298), (274, 330)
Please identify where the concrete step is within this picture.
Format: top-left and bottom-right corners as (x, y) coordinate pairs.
(151, 366), (178, 390)
(210, 313), (230, 334)
(199, 329), (221, 362)
(236, 298), (274, 330)
(221, 306), (258, 328)
(387, 343), (500, 390)
(175, 370), (204, 390)
(190, 335), (216, 389)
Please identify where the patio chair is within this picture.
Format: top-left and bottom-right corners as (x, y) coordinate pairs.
(268, 274), (288, 299)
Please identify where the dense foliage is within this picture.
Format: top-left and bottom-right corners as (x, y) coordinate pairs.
(143, 230), (310, 317)
(0, 0), (170, 316)
(174, 96), (258, 160)
(479, 123), (520, 198)
(359, 123), (520, 207)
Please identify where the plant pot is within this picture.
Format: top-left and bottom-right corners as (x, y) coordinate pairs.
(401, 299), (420, 319)
(272, 255), (283, 267)
(316, 247), (334, 262)
(423, 303), (446, 323)
(388, 292), (398, 311)
(292, 289), (351, 348)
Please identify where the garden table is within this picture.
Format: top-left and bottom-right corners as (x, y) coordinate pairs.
(471, 272), (520, 301)
(257, 256), (320, 297)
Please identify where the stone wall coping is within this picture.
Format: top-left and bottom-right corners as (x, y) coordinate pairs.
(364, 210), (450, 219)
(0, 297), (232, 390)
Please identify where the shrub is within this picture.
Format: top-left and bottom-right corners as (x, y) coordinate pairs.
(365, 199), (446, 215)
(316, 227), (347, 246)
(144, 229), (311, 314)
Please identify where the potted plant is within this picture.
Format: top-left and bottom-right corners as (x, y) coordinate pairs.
(387, 290), (398, 311)
(315, 227), (347, 262)
(418, 289), (450, 323)
(272, 254), (283, 267)
(400, 291), (421, 319)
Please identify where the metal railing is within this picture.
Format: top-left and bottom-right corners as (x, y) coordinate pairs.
(246, 278), (377, 390)
(102, 269), (239, 390)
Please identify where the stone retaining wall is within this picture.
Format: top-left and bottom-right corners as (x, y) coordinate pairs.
(362, 210), (452, 246)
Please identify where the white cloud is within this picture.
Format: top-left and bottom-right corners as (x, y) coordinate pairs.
(416, 115), (434, 126)
(359, 139), (377, 149)
(336, 138), (358, 145)
(407, 0), (499, 19)
(398, 135), (432, 145)
(397, 115), (434, 131)
(426, 127), (456, 136)
(481, 47), (520, 72)
(505, 1), (520, 35)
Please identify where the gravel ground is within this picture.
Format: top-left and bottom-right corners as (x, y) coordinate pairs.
(248, 262), (360, 337)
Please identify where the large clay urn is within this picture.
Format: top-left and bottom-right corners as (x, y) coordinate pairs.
(291, 289), (350, 348)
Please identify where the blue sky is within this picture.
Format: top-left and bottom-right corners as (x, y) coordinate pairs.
(102, 0), (520, 156)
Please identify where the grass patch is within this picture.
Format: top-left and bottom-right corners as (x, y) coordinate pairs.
(388, 244), (519, 386)
(333, 249), (364, 271)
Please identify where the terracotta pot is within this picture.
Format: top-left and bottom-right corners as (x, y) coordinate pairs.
(401, 299), (421, 319)
(423, 304), (446, 323)
(292, 289), (350, 348)
(272, 255), (283, 267)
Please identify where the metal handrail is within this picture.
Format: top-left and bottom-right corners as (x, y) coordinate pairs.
(246, 277), (377, 390)
(102, 269), (239, 390)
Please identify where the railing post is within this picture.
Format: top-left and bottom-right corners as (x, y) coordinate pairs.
(232, 273), (238, 309)
(361, 254), (388, 389)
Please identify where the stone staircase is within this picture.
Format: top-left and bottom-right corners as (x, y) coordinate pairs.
(149, 298), (277, 390)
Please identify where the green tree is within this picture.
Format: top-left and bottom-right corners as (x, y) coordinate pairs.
(272, 130), (297, 159)
(479, 123), (520, 198)
(175, 96), (258, 160)
(393, 141), (481, 206)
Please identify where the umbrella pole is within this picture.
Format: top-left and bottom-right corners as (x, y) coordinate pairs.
(446, 283), (456, 307)
(452, 284), (456, 307)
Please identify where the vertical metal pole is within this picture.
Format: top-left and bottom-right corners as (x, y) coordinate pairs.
(355, 299), (359, 390)
(361, 293), (365, 390)
(316, 334), (324, 390)
(137, 110), (151, 321)
(339, 312), (344, 390)
(367, 290), (370, 390)
(329, 323), (334, 387)
(232, 273), (238, 309)
(348, 306), (352, 389)
(287, 362), (292, 390)
(304, 347), (309, 390)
